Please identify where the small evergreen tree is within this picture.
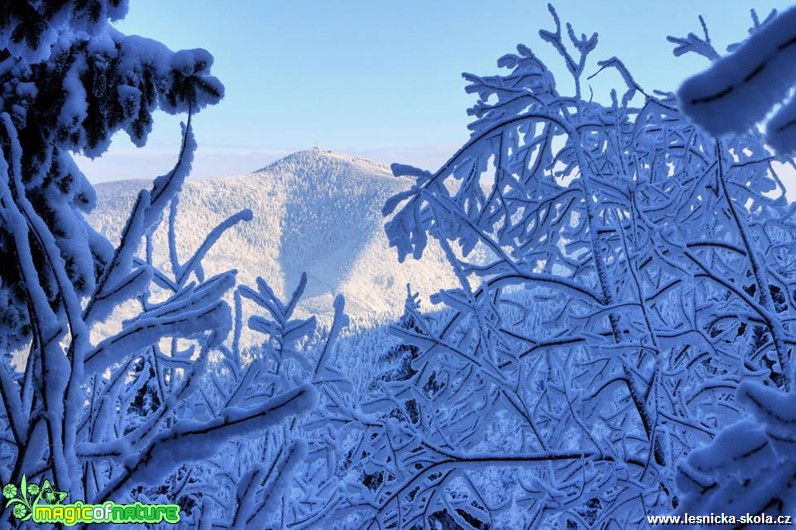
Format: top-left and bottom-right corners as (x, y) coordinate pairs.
(375, 285), (423, 385)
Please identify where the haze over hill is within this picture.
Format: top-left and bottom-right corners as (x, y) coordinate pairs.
(88, 148), (456, 322)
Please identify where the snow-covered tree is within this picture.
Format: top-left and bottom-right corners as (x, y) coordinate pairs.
(0, 2), (316, 526)
(168, 274), (342, 528)
(373, 6), (796, 528)
(670, 7), (796, 526)
(0, 1), (222, 352)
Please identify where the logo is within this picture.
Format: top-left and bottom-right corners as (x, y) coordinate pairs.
(3, 475), (181, 526)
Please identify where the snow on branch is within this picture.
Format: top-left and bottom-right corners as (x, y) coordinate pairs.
(373, 6), (796, 528)
(678, 7), (796, 153)
(96, 384), (317, 501)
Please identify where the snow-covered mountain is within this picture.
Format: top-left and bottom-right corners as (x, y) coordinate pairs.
(88, 148), (455, 323)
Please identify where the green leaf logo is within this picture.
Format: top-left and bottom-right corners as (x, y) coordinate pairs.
(3, 475), (67, 521)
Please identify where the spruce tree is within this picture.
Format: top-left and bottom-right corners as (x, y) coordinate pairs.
(0, 1), (223, 351)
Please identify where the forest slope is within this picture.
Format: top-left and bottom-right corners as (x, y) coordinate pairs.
(88, 148), (456, 323)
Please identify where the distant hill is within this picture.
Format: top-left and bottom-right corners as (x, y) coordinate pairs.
(88, 148), (456, 323)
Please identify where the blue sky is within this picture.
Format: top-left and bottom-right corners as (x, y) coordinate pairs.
(77, 0), (793, 182)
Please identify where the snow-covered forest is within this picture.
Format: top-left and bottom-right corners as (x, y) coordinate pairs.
(2, 1), (796, 529)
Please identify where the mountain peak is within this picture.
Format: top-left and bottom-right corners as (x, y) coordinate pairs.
(89, 148), (454, 324)
(253, 149), (392, 178)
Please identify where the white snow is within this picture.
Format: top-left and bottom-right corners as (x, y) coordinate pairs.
(678, 6), (796, 153)
(88, 149), (457, 328)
